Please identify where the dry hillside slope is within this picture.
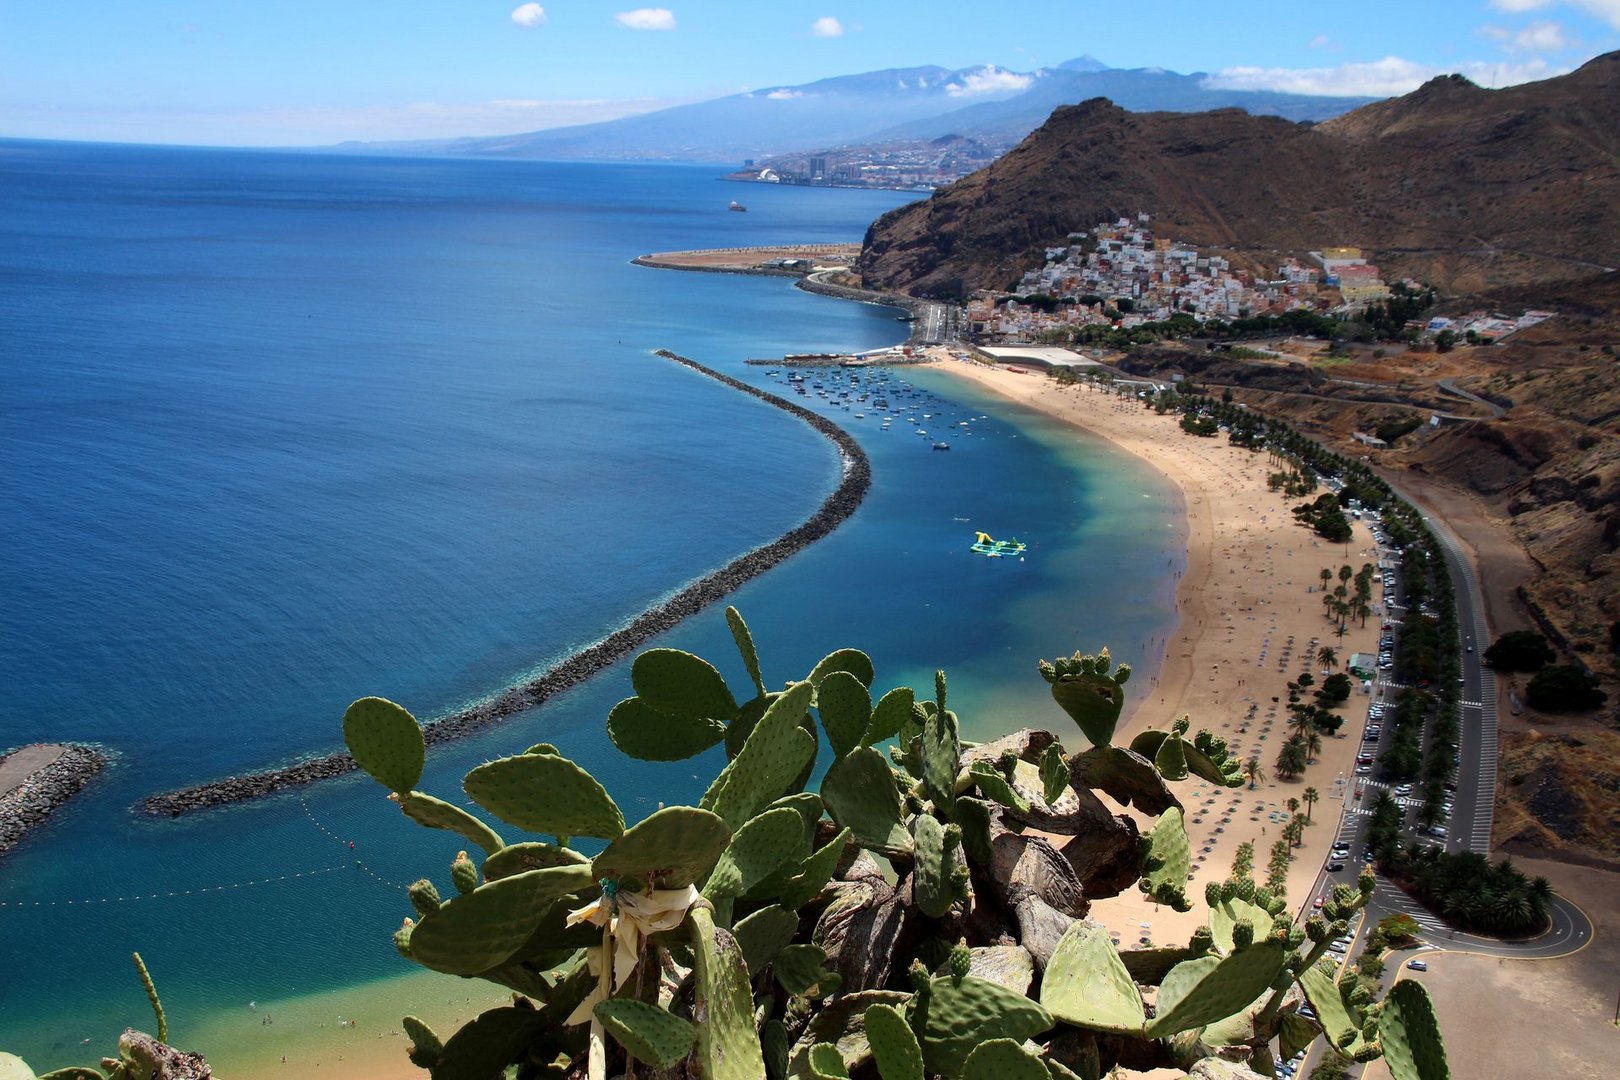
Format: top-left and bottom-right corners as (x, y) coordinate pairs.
(859, 52), (1620, 299)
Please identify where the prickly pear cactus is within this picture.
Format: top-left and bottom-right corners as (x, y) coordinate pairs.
(1379, 980), (1450, 1080)
(342, 696), (425, 794)
(863, 1002), (924, 1080)
(593, 999), (697, 1070)
(349, 617), (1454, 1080)
(463, 752), (624, 841)
(1040, 649), (1131, 748)
(1040, 921), (1147, 1035)
(1139, 805), (1192, 911)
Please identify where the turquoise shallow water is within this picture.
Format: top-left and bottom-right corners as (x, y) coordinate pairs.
(0, 141), (1182, 1067)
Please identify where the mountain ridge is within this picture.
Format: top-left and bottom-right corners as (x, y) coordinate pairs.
(334, 57), (1373, 163)
(857, 53), (1620, 299)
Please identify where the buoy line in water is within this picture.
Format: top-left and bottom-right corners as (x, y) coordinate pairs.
(298, 794), (410, 890)
(139, 348), (870, 819)
(0, 863), (353, 908)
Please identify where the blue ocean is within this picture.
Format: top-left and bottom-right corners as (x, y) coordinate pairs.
(0, 141), (1182, 1068)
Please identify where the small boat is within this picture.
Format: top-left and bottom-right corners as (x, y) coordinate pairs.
(932, 442), (951, 451)
(728, 201), (747, 212)
(970, 532), (1027, 558)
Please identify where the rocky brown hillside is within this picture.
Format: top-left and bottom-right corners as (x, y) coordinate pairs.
(859, 53), (1620, 299)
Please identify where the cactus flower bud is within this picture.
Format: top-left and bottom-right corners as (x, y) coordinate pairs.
(407, 878), (441, 916)
(450, 851), (478, 895)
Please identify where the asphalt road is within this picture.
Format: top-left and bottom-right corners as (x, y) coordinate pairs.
(1287, 499), (1592, 1079)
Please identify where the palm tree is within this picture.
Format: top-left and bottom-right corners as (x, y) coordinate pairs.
(1317, 646), (1337, 670)
(1286, 797), (1300, 816)
(1302, 786), (1320, 822)
(1306, 731), (1324, 764)
(1244, 755), (1266, 790)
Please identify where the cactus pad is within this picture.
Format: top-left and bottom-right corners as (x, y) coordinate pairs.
(1039, 743), (1071, 804)
(821, 746), (912, 858)
(862, 1002), (923, 1080)
(817, 670), (872, 758)
(969, 760), (1030, 813)
(773, 826), (851, 911)
(428, 1006), (547, 1080)
(401, 1015), (442, 1068)
(1040, 921), (1147, 1035)
(807, 1042), (851, 1079)
(690, 905), (768, 1080)
(1146, 940), (1288, 1038)
(463, 752), (624, 841)
(725, 606), (768, 698)
(962, 1039), (1049, 1080)
(481, 841), (589, 881)
(1040, 650), (1131, 748)
(343, 696), (425, 794)
(1379, 979), (1450, 1080)
(1299, 963), (1365, 1053)
(908, 974), (1053, 1077)
(1139, 806), (1192, 911)
(396, 791), (505, 856)
(911, 811), (957, 918)
(733, 904), (800, 976)
(631, 647), (738, 723)
(775, 943), (842, 999)
(592, 805), (731, 891)
(1069, 745), (1179, 815)
(921, 701), (961, 817)
(863, 686), (917, 746)
(407, 863), (594, 976)
(607, 695), (726, 761)
(594, 999), (698, 1070)
(808, 648), (874, 689)
(704, 806), (811, 905)
(703, 679), (817, 832)
(1153, 730), (1190, 781)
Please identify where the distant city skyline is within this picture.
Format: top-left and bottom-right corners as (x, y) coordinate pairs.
(3, 0), (1617, 146)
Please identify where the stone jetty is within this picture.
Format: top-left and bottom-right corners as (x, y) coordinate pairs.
(141, 350), (871, 817)
(0, 743), (107, 858)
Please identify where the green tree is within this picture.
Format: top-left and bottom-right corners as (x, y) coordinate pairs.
(1244, 754), (1266, 789)
(1526, 665), (1608, 712)
(1317, 645), (1338, 670)
(1303, 786), (1320, 823)
(1483, 630), (1556, 672)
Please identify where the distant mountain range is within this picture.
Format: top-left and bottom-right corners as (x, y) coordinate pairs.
(857, 52), (1620, 299)
(335, 57), (1374, 163)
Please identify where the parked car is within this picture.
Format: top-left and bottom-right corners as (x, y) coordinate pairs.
(1407, 959), (1428, 971)
(1327, 862), (1346, 872)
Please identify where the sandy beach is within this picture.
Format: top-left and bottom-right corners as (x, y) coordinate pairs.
(926, 353), (1387, 951)
(213, 352), (1389, 1079)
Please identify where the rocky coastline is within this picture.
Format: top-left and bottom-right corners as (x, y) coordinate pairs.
(0, 743), (107, 858)
(141, 350), (871, 817)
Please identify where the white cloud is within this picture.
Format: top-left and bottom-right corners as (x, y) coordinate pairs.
(510, 3), (546, 28)
(766, 88), (803, 99)
(1519, 19), (1570, 47)
(508, 3), (547, 28)
(1308, 34), (1333, 49)
(615, 8), (676, 30)
(810, 17), (844, 38)
(1491, 0), (1620, 27)
(1203, 55), (1564, 97)
(945, 65), (1033, 97)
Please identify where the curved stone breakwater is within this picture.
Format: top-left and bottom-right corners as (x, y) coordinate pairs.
(0, 744), (107, 859)
(141, 350), (872, 818)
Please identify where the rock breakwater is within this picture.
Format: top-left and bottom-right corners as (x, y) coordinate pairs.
(0, 743), (107, 859)
(142, 350), (871, 817)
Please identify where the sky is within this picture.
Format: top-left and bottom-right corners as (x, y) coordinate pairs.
(2, 0), (1617, 146)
